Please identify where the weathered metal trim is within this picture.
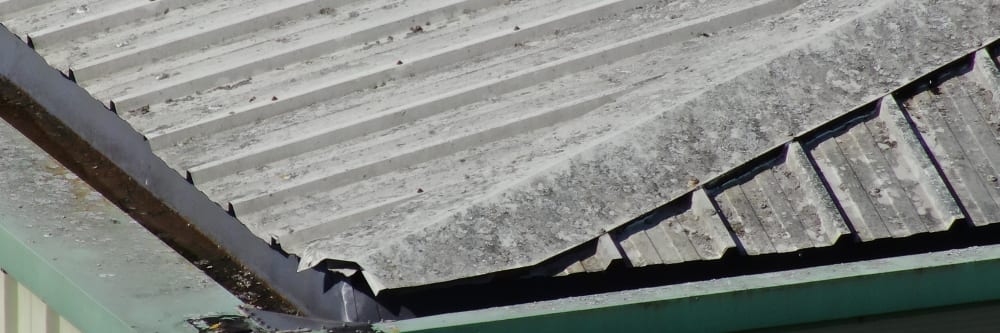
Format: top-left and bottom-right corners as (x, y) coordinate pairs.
(378, 244), (1000, 333)
(0, 25), (379, 321)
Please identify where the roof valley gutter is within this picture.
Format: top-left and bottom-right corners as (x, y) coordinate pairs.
(0, 26), (389, 322)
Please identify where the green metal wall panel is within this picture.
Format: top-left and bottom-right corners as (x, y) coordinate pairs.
(1, 272), (81, 333)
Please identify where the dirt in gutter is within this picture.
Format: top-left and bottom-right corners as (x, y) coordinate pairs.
(0, 77), (298, 315)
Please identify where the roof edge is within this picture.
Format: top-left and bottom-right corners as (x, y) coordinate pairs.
(0, 25), (390, 321)
(378, 243), (1000, 332)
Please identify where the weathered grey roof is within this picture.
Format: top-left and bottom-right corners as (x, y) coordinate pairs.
(553, 37), (1000, 276)
(3, 0), (999, 292)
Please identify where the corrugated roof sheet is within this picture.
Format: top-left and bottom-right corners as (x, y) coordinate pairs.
(904, 50), (1000, 227)
(555, 47), (1000, 275)
(3, 0), (999, 291)
(712, 142), (852, 254)
(618, 189), (734, 267)
(806, 96), (962, 240)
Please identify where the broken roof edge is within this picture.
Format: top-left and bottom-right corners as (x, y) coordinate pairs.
(318, 0), (1000, 291)
(543, 39), (1000, 277)
(0, 25), (392, 322)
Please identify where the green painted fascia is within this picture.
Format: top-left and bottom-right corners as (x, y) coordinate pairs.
(377, 245), (1000, 333)
(0, 121), (243, 333)
(0, 204), (245, 333)
(0, 220), (134, 333)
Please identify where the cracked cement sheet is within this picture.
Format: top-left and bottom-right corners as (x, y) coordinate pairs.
(298, 0), (1000, 291)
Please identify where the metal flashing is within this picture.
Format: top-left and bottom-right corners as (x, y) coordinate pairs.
(0, 26), (385, 321)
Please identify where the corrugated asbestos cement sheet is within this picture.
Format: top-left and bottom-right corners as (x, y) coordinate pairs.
(1, 273), (81, 333)
(558, 45), (1000, 275)
(903, 51), (1000, 227)
(3, 0), (1000, 291)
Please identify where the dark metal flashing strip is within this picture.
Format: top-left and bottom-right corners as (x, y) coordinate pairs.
(0, 25), (385, 321)
(378, 243), (1000, 333)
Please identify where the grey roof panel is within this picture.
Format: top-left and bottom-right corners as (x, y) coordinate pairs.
(555, 88), (980, 276)
(499, 0), (1000, 282)
(300, 0), (902, 290)
(556, 189), (735, 275)
(618, 189), (735, 267)
(67, 0), (337, 78)
(158, 0), (655, 158)
(713, 143), (851, 254)
(104, 0), (515, 113)
(0, 0), (56, 17)
(5, 0), (1000, 292)
(551, 29), (1000, 278)
(808, 97), (963, 240)
(26, 0), (204, 49)
(579, 234), (624, 273)
(902, 50), (1000, 227)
